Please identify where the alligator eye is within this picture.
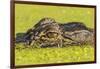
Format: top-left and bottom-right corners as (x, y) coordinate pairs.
(46, 32), (58, 38)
